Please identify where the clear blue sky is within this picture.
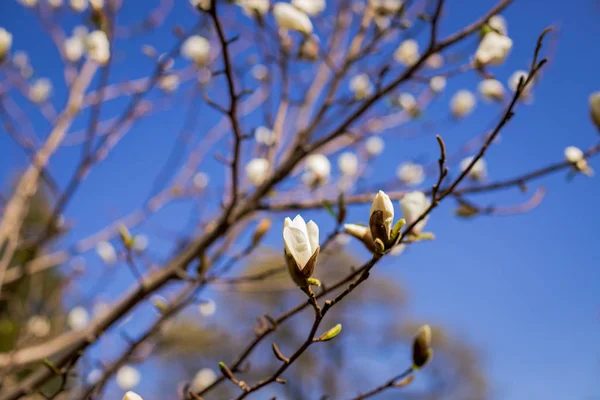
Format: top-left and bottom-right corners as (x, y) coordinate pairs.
(1, 1), (599, 399)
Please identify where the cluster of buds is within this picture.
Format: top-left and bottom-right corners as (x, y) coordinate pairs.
(475, 15), (512, 67)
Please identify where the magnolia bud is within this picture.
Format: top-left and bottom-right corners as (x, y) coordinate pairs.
(478, 79), (505, 102)
(317, 323), (342, 342)
(450, 90), (476, 119)
(0, 28), (13, 61)
(394, 39), (419, 66)
(273, 3), (313, 35)
(123, 392), (144, 400)
(589, 91), (600, 131)
(474, 31), (512, 66)
(412, 324), (433, 369)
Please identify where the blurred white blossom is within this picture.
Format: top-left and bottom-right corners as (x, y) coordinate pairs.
(87, 369), (103, 385)
(460, 156), (487, 181)
(193, 172), (209, 190)
(255, 126), (276, 146)
(116, 365), (141, 390)
(450, 90), (476, 118)
(398, 93), (419, 117)
(191, 368), (218, 392)
(397, 162), (425, 186)
(394, 39), (419, 66)
(67, 306), (89, 331)
(246, 158), (270, 186)
(251, 64), (268, 81)
(487, 15), (507, 35)
(349, 74), (373, 100)
(64, 36), (85, 62)
(190, 0), (211, 10)
(18, 0), (38, 7)
(96, 241), (117, 265)
(70, 0), (88, 12)
(303, 154), (331, 186)
(133, 234), (149, 253)
(238, 0), (270, 16)
(0, 28), (12, 60)
(589, 91), (600, 131)
(475, 32), (512, 66)
(48, 0), (63, 6)
(90, 0), (103, 11)
(123, 392), (144, 400)
(198, 299), (216, 316)
(86, 30), (110, 64)
(425, 53), (444, 69)
(338, 152), (358, 176)
(370, 0), (403, 16)
(429, 76), (446, 93)
(564, 146), (593, 176)
(292, 0), (325, 15)
(508, 70), (533, 101)
(365, 136), (384, 156)
(29, 78), (52, 103)
(273, 3), (313, 35)
(181, 36), (211, 66)
(400, 192), (430, 235)
(159, 74), (180, 93)
(26, 315), (51, 338)
(478, 79), (505, 102)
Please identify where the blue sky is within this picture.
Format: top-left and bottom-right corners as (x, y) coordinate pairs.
(1, 0), (600, 399)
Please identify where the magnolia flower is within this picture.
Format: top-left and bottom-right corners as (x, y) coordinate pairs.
(255, 126), (275, 146)
(460, 156), (487, 181)
(478, 79), (505, 102)
(508, 70), (533, 100)
(90, 0), (104, 11)
(70, 0), (88, 12)
(273, 3), (313, 35)
(251, 64), (268, 81)
(64, 36), (84, 62)
(283, 215), (319, 287)
(398, 93), (419, 117)
(198, 299), (216, 316)
(133, 234), (149, 253)
(589, 91), (600, 131)
(303, 154), (331, 186)
(181, 36), (211, 66)
(450, 90), (476, 119)
(238, 0), (270, 16)
(86, 30), (110, 64)
(426, 53), (444, 69)
(116, 365), (141, 390)
(487, 15), (507, 35)
(349, 74), (373, 100)
(429, 76), (446, 93)
(400, 191), (431, 235)
(565, 146), (594, 176)
(193, 172), (209, 190)
(292, 0), (325, 15)
(246, 158), (270, 186)
(365, 136), (384, 156)
(338, 152), (358, 176)
(191, 368), (218, 392)
(394, 39), (419, 66)
(67, 306), (89, 331)
(26, 315), (51, 338)
(369, 190), (395, 251)
(370, 0), (403, 16)
(0, 28), (12, 60)
(159, 74), (180, 93)
(96, 241), (117, 265)
(397, 162), (425, 186)
(475, 31), (512, 66)
(123, 392), (144, 400)
(29, 78), (52, 103)
(48, 0), (63, 6)
(18, 0), (38, 7)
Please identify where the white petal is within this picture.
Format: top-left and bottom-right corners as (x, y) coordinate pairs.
(306, 220), (319, 252)
(344, 223), (369, 238)
(123, 392), (144, 400)
(291, 214), (308, 240)
(283, 226), (311, 269)
(273, 3), (313, 34)
(370, 190), (394, 234)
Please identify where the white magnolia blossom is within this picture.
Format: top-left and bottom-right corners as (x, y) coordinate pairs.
(181, 36), (211, 65)
(246, 158), (270, 186)
(26, 315), (51, 338)
(564, 146), (584, 163)
(396, 162), (425, 186)
(70, 0), (88, 12)
(460, 156), (487, 181)
(96, 241), (117, 265)
(159, 74), (180, 93)
(273, 3), (313, 35)
(198, 299), (216, 316)
(508, 70), (533, 100)
(475, 31), (512, 66)
(478, 79), (505, 102)
(426, 53), (444, 69)
(67, 306), (89, 331)
(190, 0), (211, 10)
(303, 154), (331, 186)
(292, 0), (325, 15)
(370, 190), (394, 244)
(90, 0), (104, 10)
(450, 90), (476, 118)
(349, 73), (373, 100)
(133, 234), (149, 253)
(18, 0), (38, 7)
(488, 15), (507, 35)
(64, 36), (85, 62)
(283, 215), (319, 272)
(370, 0), (403, 16)
(589, 91), (600, 130)
(255, 126), (276, 146)
(116, 365), (141, 390)
(238, 0), (270, 16)
(48, 0), (63, 6)
(191, 368), (218, 392)
(193, 172), (209, 190)
(123, 392), (144, 400)
(400, 191), (431, 235)
(365, 136), (384, 156)
(29, 78), (52, 103)
(0, 28), (12, 60)
(338, 152), (358, 176)
(398, 93), (419, 117)
(251, 64), (268, 81)
(86, 30), (110, 64)
(394, 39), (419, 66)
(429, 76), (446, 93)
